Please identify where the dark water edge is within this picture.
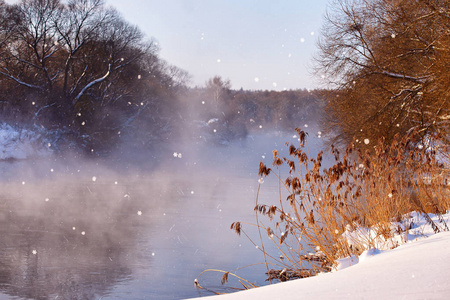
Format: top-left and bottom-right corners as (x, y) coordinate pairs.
(0, 126), (327, 299)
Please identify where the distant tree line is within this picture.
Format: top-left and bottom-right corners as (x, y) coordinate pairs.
(179, 76), (323, 144)
(315, 0), (449, 147)
(0, 0), (188, 153)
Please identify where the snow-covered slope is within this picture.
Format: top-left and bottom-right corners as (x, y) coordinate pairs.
(195, 212), (450, 299)
(0, 123), (55, 160)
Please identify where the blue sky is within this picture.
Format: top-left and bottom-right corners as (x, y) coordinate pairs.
(106, 0), (330, 90)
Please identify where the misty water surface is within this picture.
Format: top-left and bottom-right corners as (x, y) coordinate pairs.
(0, 126), (326, 299)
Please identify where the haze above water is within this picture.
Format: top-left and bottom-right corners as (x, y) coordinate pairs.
(0, 124), (326, 299)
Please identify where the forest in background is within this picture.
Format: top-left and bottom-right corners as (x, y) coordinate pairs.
(0, 0), (322, 157)
(1, 0), (447, 158)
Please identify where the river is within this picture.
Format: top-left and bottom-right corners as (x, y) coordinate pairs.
(0, 126), (326, 299)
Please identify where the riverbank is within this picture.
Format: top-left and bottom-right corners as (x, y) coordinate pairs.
(193, 212), (450, 299)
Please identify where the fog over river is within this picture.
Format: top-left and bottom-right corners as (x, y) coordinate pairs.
(0, 124), (326, 299)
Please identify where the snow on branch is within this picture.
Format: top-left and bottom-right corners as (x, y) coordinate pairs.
(73, 64), (111, 106)
(0, 70), (44, 91)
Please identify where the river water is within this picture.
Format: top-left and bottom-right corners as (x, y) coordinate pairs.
(0, 127), (325, 299)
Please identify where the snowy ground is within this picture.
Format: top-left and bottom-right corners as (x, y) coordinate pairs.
(0, 123), (55, 160)
(194, 212), (450, 299)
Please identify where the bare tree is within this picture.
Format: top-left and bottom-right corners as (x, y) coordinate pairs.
(0, 0), (187, 152)
(315, 0), (450, 146)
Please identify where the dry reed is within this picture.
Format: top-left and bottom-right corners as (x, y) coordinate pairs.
(196, 129), (449, 290)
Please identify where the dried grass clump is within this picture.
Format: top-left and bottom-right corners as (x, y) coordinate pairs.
(196, 129), (449, 291)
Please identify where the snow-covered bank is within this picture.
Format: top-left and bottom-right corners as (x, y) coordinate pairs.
(194, 212), (450, 299)
(0, 123), (58, 160)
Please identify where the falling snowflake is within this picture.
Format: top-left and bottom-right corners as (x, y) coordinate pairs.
(273, 82), (277, 87)
(217, 58), (221, 63)
(137, 75), (142, 79)
(258, 178), (264, 184)
(364, 138), (370, 145)
(48, 143), (51, 148)
(92, 176), (97, 182)
(72, 227), (76, 230)
(254, 77), (260, 83)
(152, 252), (155, 256)
(304, 124), (308, 128)
(32, 250), (37, 255)
(114, 181), (118, 185)
(81, 121), (86, 126)
(22, 181), (25, 185)
(137, 211), (142, 216)
(81, 231), (86, 235)
(45, 198), (49, 202)
(190, 191), (195, 195)
(300, 38), (305, 43)
(391, 33), (396, 38)
(50, 169), (54, 172)
(259, 125), (263, 129)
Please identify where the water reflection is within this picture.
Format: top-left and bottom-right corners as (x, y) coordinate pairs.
(0, 128), (325, 299)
